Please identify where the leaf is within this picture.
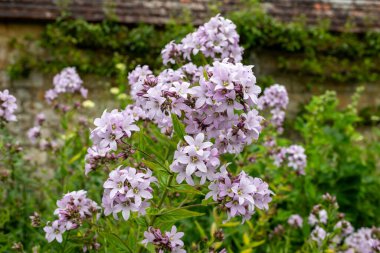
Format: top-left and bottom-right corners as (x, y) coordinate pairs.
(68, 147), (86, 164)
(195, 220), (206, 238)
(246, 240), (265, 248)
(156, 208), (204, 224)
(220, 221), (240, 228)
(100, 232), (133, 253)
(170, 184), (204, 195)
(243, 233), (250, 245)
(171, 113), (185, 139)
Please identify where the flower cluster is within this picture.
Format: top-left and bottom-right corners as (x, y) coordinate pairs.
(308, 205), (328, 226)
(258, 84), (289, 132)
(128, 65), (153, 99)
(102, 166), (156, 220)
(161, 15), (243, 65)
(0, 89), (17, 123)
(45, 67), (88, 103)
(27, 113), (46, 144)
(142, 226), (186, 253)
(272, 145), (307, 175)
(130, 59), (263, 153)
(206, 165), (273, 222)
(90, 109), (140, 152)
(345, 227), (380, 253)
(170, 133), (220, 185)
(44, 190), (100, 243)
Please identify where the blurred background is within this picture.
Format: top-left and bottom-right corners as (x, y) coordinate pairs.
(0, 0), (379, 129)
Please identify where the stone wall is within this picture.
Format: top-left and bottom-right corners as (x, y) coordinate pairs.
(0, 0), (380, 31)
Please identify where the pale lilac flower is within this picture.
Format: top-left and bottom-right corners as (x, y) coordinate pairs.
(162, 41), (182, 66)
(272, 145), (307, 175)
(142, 226), (186, 253)
(43, 220), (66, 243)
(288, 214), (303, 228)
(170, 133), (219, 185)
(258, 84), (288, 131)
(44, 191), (100, 243)
(311, 226), (327, 245)
(286, 145), (307, 174)
(90, 109), (139, 152)
(345, 227), (380, 253)
(0, 89), (17, 123)
(335, 220), (354, 237)
(45, 67), (87, 103)
(27, 126), (41, 144)
(102, 166), (156, 221)
(308, 207), (328, 226)
(35, 113), (46, 126)
(206, 165), (273, 223)
(161, 15), (243, 64)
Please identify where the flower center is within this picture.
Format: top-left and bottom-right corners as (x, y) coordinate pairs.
(191, 156), (198, 163)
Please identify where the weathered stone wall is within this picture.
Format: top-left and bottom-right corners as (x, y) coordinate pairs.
(1, 23), (379, 132)
(1, 0), (380, 31)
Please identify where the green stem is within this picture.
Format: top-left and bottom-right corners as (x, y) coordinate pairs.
(137, 174), (174, 253)
(61, 230), (70, 253)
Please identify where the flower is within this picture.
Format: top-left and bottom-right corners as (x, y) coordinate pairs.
(205, 165), (273, 223)
(102, 166), (156, 221)
(286, 145), (307, 174)
(272, 145), (307, 175)
(0, 89), (17, 123)
(161, 15), (243, 65)
(308, 206), (328, 226)
(142, 226), (186, 253)
(43, 220), (66, 243)
(344, 227), (380, 253)
(90, 109), (139, 152)
(44, 190), (100, 243)
(45, 67), (87, 103)
(258, 84), (289, 131)
(170, 133), (220, 185)
(27, 126), (41, 144)
(288, 214), (303, 228)
(311, 226), (327, 245)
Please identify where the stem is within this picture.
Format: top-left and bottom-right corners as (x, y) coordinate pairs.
(137, 174), (174, 253)
(61, 230), (70, 253)
(133, 146), (172, 174)
(151, 174), (174, 225)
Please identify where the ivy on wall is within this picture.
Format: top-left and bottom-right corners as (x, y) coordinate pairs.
(7, 1), (380, 84)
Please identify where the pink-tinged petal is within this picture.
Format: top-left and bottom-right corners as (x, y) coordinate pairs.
(177, 154), (190, 164)
(110, 188), (118, 199)
(56, 234), (63, 243)
(186, 163), (196, 176)
(122, 210), (130, 220)
(197, 162), (207, 173)
(184, 135), (195, 145)
(195, 133), (205, 144)
(103, 180), (115, 189)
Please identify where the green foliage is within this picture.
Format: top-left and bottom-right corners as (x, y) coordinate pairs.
(230, 1), (380, 83)
(295, 88), (380, 226)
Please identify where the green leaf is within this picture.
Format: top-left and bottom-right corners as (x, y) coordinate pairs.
(171, 114), (185, 139)
(99, 232), (133, 253)
(194, 220), (206, 238)
(170, 184), (204, 195)
(156, 208), (204, 225)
